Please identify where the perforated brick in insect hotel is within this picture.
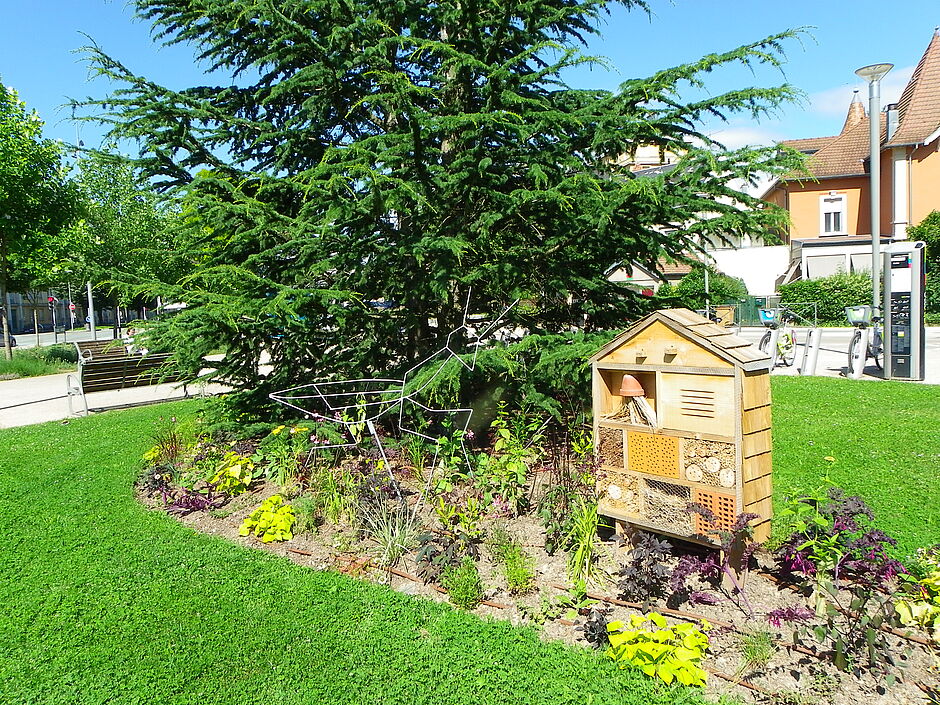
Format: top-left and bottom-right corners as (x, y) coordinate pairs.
(590, 308), (773, 544)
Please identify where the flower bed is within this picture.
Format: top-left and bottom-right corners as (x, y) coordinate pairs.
(138, 412), (940, 704)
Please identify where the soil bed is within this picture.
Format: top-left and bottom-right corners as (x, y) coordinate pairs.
(139, 469), (939, 705)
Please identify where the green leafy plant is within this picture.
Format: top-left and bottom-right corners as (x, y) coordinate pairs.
(431, 427), (475, 494)
(538, 427), (598, 555)
(472, 404), (540, 515)
(565, 497), (606, 585)
(291, 493), (319, 535)
(735, 629), (775, 679)
(309, 463), (359, 525)
(775, 487), (908, 677)
(414, 530), (480, 585)
(486, 527), (535, 595)
(252, 424), (310, 488)
(442, 556), (484, 610)
(434, 492), (482, 540)
(896, 545), (940, 642)
(359, 497), (422, 567)
(209, 452), (254, 495)
(239, 494), (295, 543)
(606, 613), (711, 687)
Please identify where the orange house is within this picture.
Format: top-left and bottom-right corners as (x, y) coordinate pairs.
(764, 29), (940, 281)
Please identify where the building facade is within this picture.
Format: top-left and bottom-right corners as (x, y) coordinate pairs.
(763, 29), (940, 283)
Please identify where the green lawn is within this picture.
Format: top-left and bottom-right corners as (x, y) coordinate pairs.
(0, 401), (698, 705)
(1, 376), (936, 703)
(772, 376), (940, 558)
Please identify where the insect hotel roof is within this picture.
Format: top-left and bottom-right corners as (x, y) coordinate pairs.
(590, 308), (773, 544)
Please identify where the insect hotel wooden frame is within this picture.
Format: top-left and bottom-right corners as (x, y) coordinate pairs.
(590, 308), (773, 545)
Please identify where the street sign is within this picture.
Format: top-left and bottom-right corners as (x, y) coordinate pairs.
(69, 303), (76, 311)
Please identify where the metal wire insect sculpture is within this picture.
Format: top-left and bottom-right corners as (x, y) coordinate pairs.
(269, 297), (516, 491)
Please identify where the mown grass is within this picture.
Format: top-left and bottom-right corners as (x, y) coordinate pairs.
(0, 400), (700, 705)
(2, 376), (936, 703)
(772, 376), (940, 558)
(0, 344), (77, 380)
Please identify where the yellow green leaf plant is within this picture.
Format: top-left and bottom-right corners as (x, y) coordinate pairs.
(606, 612), (711, 687)
(239, 494), (296, 543)
(896, 546), (940, 642)
(209, 452), (254, 495)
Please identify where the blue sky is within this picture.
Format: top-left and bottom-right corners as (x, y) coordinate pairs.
(1, 0), (938, 150)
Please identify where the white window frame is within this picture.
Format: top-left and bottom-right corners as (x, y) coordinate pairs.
(819, 193), (847, 236)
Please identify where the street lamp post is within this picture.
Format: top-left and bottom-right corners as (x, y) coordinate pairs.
(855, 62), (893, 310)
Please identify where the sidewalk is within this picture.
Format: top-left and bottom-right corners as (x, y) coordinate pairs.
(1, 329), (937, 430)
(736, 326), (940, 384)
(0, 372), (228, 429)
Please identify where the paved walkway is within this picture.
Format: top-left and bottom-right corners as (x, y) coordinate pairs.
(0, 371), (228, 429)
(1, 327), (938, 430)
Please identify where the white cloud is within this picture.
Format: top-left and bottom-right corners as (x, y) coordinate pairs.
(809, 65), (914, 118)
(706, 125), (782, 149)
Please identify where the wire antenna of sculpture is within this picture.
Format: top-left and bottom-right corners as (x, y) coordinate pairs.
(269, 296), (516, 493)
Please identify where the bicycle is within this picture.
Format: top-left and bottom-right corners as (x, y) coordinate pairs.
(757, 307), (798, 367)
(846, 306), (883, 375)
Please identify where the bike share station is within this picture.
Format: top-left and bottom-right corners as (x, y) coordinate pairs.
(846, 240), (926, 381)
(756, 307), (824, 374)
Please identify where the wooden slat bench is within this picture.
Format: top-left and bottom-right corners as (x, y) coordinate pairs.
(74, 339), (130, 362)
(66, 353), (187, 416)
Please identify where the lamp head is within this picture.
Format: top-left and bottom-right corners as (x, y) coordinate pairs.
(855, 63), (893, 82)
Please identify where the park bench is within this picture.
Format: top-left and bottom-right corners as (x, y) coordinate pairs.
(74, 339), (131, 362)
(66, 351), (186, 416)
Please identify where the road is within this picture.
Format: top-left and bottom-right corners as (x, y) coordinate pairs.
(9, 327), (117, 349)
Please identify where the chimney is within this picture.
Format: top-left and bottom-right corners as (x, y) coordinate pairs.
(886, 103), (900, 140)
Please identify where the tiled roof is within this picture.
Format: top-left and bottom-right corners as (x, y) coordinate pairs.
(841, 91), (866, 133)
(780, 136), (836, 153)
(786, 114), (885, 180)
(657, 258), (694, 276)
(886, 30), (940, 146)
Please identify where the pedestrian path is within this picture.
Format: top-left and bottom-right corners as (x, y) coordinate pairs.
(0, 371), (227, 429)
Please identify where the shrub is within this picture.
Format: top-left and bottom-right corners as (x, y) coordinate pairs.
(487, 528), (535, 595)
(606, 613), (711, 687)
(239, 494), (295, 543)
(442, 556), (484, 610)
(778, 272), (872, 324)
(0, 344), (78, 379)
(209, 452), (254, 495)
(651, 264), (748, 311)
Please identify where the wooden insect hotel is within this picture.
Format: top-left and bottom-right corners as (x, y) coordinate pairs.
(590, 308), (773, 544)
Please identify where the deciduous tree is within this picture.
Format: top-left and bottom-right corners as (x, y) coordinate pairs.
(71, 149), (183, 332)
(0, 84), (80, 359)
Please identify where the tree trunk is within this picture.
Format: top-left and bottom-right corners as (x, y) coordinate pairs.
(0, 235), (11, 361)
(1, 277), (12, 362)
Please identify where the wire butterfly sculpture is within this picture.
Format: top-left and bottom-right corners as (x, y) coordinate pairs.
(269, 296), (516, 492)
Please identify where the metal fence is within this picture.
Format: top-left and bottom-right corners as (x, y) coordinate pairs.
(704, 298), (819, 328)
